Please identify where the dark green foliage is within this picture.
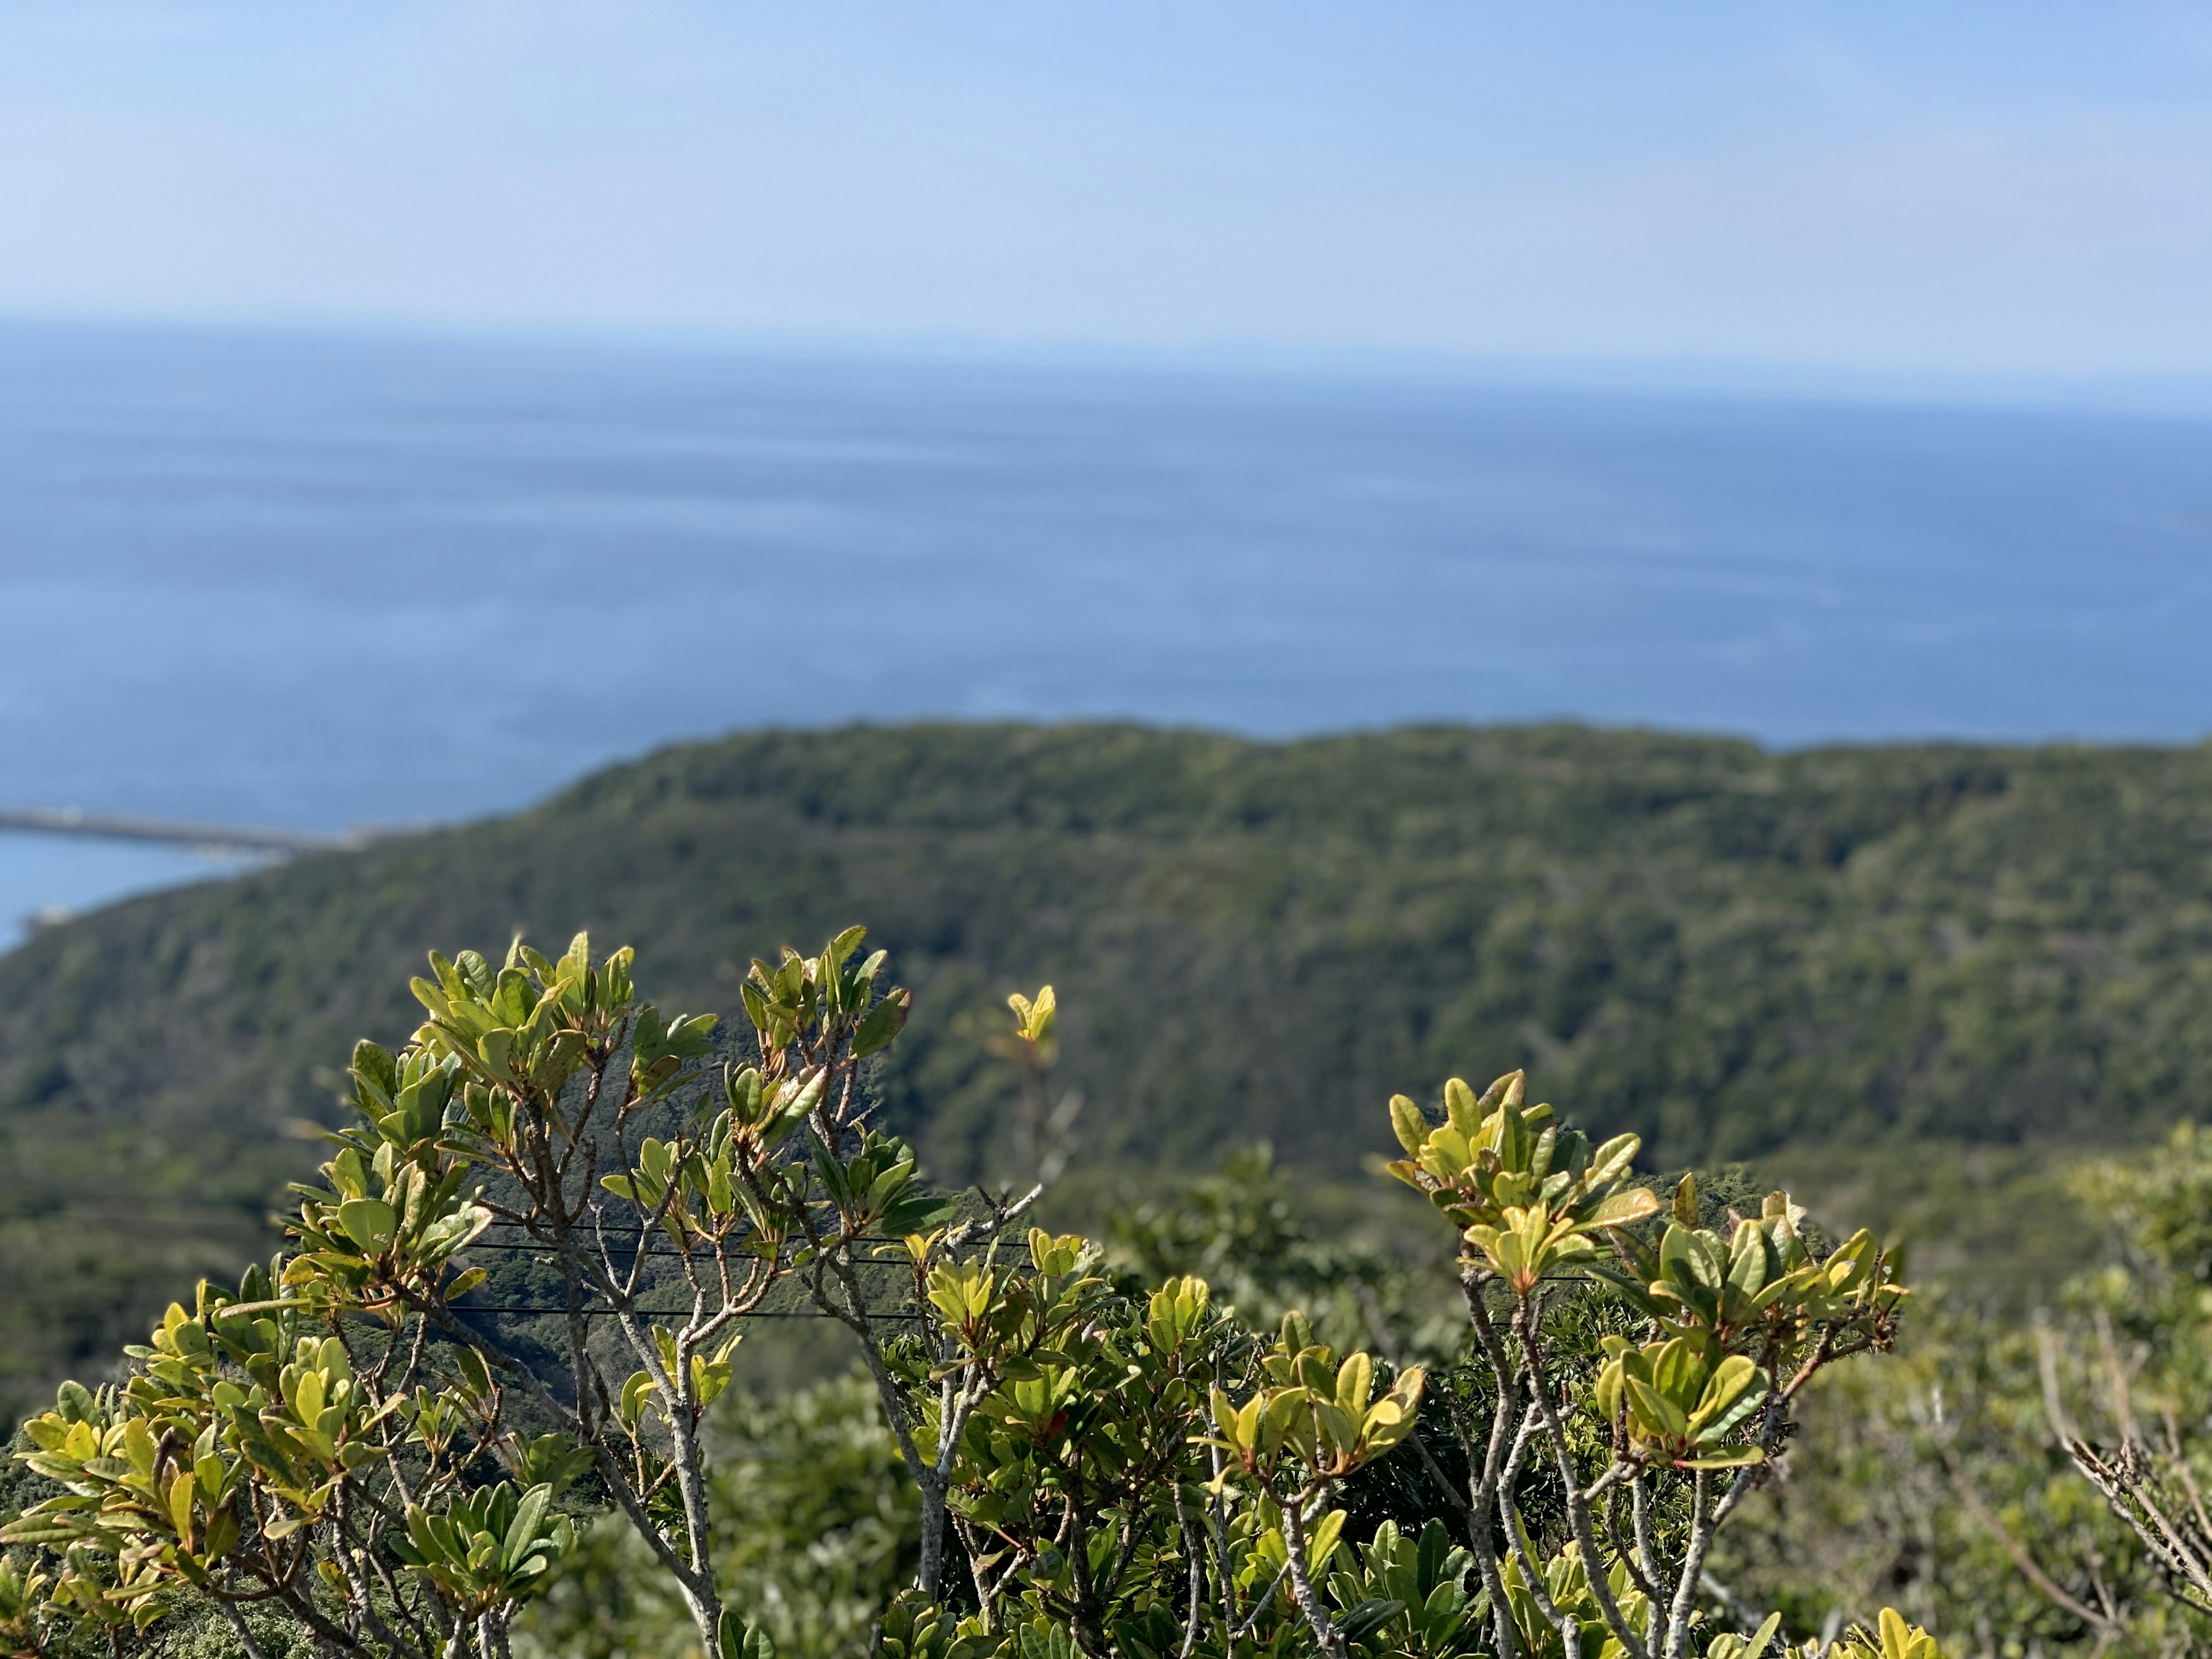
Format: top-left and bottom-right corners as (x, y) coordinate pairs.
(3, 721), (2209, 1421)
(518, 1368), (919, 1659)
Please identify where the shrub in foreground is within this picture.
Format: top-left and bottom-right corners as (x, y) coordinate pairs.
(0, 934), (1942, 1658)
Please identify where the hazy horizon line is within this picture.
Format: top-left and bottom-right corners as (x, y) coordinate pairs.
(9, 304), (2212, 425)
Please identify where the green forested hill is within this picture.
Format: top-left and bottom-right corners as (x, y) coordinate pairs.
(4, 721), (2212, 1413)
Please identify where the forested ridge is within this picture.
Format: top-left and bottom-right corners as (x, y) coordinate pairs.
(3, 719), (2211, 1416)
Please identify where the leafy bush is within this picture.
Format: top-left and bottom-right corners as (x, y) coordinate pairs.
(1707, 1123), (2212, 1656)
(0, 934), (1955, 1658)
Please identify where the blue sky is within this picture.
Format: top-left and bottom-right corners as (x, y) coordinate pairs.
(2, 3), (2210, 381)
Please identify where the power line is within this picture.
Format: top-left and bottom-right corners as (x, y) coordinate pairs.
(460, 1240), (910, 1264)
(476, 1225), (911, 1243)
(449, 1304), (921, 1321)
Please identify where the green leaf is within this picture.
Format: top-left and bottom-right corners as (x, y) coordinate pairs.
(58, 1381), (94, 1423)
(337, 1198), (397, 1253)
(1338, 1599), (1406, 1643)
(882, 1191), (959, 1235)
(1306, 1507), (1347, 1573)
(1672, 1171), (1699, 1226)
(351, 1039), (400, 1101)
(503, 1483), (552, 1573)
(167, 1471), (196, 1541)
(1694, 1368), (1771, 1446)
(740, 980), (771, 1034)
(1389, 1094), (1429, 1156)
(852, 988), (912, 1058)
(1679, 1448), (1765, 1469)
(445, 1266), (488, 1300)
(1626, 1375), (1690, 1441)
(455, 949), (495, 998)
(1585, 1188), (1660, 1229)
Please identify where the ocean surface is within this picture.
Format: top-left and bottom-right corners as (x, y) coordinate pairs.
(2, 321), (2209, 938)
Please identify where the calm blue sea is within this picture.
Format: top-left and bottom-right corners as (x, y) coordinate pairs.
(3, 322), (2209, 937)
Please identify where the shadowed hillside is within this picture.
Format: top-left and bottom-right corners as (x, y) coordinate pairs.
(3, 720), (2210, 1415)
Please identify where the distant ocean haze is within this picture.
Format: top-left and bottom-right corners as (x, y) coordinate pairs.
(2, 320), (2209, 934)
